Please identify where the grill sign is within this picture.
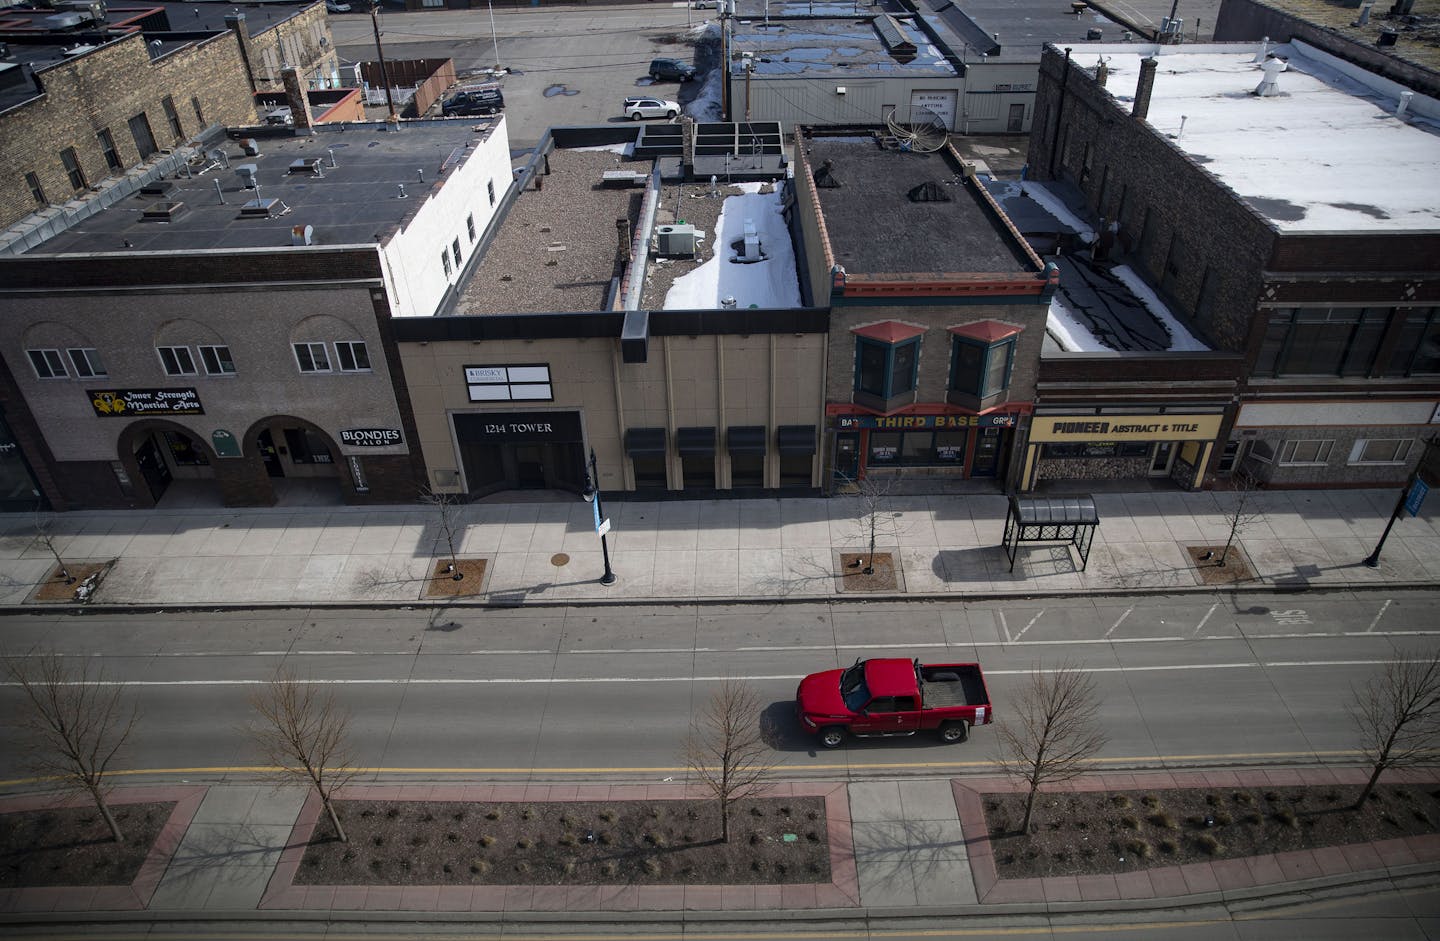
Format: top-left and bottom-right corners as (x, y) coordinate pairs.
(89, 389), (202, 416)
(340, 428), (403, 447)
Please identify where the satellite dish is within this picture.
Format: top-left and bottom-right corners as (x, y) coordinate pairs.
(885, 105), (948, 153)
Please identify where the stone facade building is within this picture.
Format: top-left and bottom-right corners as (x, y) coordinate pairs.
(0, 1), (338, 233)
(0, 118), (512, 510)
(1025, 41), (1440, 490)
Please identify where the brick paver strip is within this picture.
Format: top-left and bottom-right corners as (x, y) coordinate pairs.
(0, 784), (205, 914)
(950, 768), (1440, 905)
(1210, 857), (1255, 890)
(1042, 875), (1081, 902)
(1076, 873), (1118, 901)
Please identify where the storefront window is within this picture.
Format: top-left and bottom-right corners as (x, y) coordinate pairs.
(870, 431), (973, 467)
(283, 428), (334, 464)
(163, 431), (209, 466)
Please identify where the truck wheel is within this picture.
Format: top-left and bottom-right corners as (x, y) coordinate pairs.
(819, 727), (845, 749)
(939, 722), (969, 744)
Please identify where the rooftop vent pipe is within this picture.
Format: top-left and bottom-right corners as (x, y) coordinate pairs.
(1396, 90), (1414, 116)
(1253, 36), (1269, 63)
(1254, 56), (1285, 96)
(1354, 1), (1374, 26)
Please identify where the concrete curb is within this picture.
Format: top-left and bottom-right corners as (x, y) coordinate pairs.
(2, 865), (1435, 928)
(2, 578), (1433, 616)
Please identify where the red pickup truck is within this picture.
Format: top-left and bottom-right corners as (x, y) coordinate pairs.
(796, 658), (993, 748)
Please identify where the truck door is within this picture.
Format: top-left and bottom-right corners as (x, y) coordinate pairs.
(852, 696), (921, 735)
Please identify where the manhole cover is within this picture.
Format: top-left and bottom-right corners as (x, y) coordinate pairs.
(551, 553), (570, 567)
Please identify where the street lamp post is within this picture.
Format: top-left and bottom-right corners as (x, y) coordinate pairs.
(1363, 436), (1439, 568)
(582, 449), (617, 586)
(369, 0), (398, 121)
(486, 0), (501, 73)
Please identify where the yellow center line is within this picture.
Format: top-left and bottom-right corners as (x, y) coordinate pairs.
(0, 749), (1369, 788)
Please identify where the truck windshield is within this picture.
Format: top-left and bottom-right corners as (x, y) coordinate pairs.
(839, 663), (869, 712)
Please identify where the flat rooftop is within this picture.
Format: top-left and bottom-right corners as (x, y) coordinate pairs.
(25, 120), (500, 255)
(1254, 0), (1440, 74)
(0, 1), (310, 39)
(730, 13), (956, 78)
(806, 137), (1034, 274)
(453, 149), (640, 315)
(1073, 42), (1440, 231)
(917, 0), (1129, 59)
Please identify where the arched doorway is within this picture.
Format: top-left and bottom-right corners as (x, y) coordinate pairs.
(115, 421), (220, 506)
(243, 416), (352, 504)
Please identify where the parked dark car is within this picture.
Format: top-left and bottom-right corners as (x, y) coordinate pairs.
(442, 84), (504, 117)
(648, 57), (697, 82)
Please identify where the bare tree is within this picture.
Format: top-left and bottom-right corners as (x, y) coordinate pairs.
(5, 649), (137, 842)
(683, 678), (777, 843)
(32, 505), (73, 585)
(1350, 649), (1440, 810)
(248, 668), (359, 842)
(1208, 470), (1264, 567)
(994, 661), (1108, 834)
(839, 471), (902, 575)
(421, 486), (465, 581)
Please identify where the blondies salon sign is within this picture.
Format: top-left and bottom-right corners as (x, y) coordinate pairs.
(340, 428), (403, 447)
(89, 389), (203, 416)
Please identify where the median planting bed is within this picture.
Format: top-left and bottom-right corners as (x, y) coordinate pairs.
(983, 784), (1440, 879)
(296, 797), (830, 886)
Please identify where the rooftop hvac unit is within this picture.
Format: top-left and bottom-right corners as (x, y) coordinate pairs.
(656, 223), (699, 257)
(235, 164), (259, 188)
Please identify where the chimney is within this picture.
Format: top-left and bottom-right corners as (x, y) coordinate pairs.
(1132, 56), (1158, 121)
(280, 66), (315, 130)
(225, 13), (258, 92)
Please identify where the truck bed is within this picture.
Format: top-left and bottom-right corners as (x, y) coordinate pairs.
(918, 664), (988, 708)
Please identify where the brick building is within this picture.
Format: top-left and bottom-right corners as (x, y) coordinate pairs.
(1025, 40), (1440, 490)
(0, 1), (338, 233)
(792, 134), (1058, 493)
(0, 117), (513, 510)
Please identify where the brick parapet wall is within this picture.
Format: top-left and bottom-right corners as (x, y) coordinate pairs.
(0, 32), (259, 232)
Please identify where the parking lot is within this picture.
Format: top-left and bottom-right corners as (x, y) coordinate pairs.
(329, 4), (715, 150)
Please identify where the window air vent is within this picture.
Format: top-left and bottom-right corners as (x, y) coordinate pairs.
(288, 157), (324, 175)
(239, 197), (289, 219)
(139, 180), (174, 197)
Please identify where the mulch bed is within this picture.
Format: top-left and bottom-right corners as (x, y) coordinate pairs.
(423, 558), (488, 598)
(984, 784), (1439, 879)
(837, 552), (899, 592)
(295, 797), (829, 886)
(1186, 545), (1255, 584)
(0, 802), (175, 888)
(30, 562), (111, 603)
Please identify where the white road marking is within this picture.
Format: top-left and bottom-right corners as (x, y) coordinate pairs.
(1013, 609), (1046, 642)
(1104, 604), (1135, 638)
(1192, 602), (1219, 637)
(998, 610), (1011, 644)
(1365, 599), (1393, 633)
(7, 657), (1422, 688)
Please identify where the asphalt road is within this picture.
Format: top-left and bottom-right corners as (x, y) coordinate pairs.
(328, 4), (713, 149)
(2, 590), (1437, 786)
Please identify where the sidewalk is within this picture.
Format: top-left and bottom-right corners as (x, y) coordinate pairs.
(4, 771), (1437, 924)
(1, 486), (1435, 608)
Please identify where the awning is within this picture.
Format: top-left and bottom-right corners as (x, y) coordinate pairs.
(727, 425), (767, 454)
(777, 425), (817, 455)
(1010, 496), (1099, 527)
(624, 427), (667, 456)
(677, 426), (716, 456)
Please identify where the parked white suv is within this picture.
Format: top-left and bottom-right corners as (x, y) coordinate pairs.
(624, 97), (681, 121)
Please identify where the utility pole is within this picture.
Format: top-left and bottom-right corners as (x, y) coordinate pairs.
(369, 0), (397, 121)
(486, 0), (501, 73)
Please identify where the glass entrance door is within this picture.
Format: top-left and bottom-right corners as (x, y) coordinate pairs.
(1150, 441), (1177, 476)
(971, 428), (1003, 478)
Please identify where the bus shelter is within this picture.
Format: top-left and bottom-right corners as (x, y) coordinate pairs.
(1002, 495), (1099, 572)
